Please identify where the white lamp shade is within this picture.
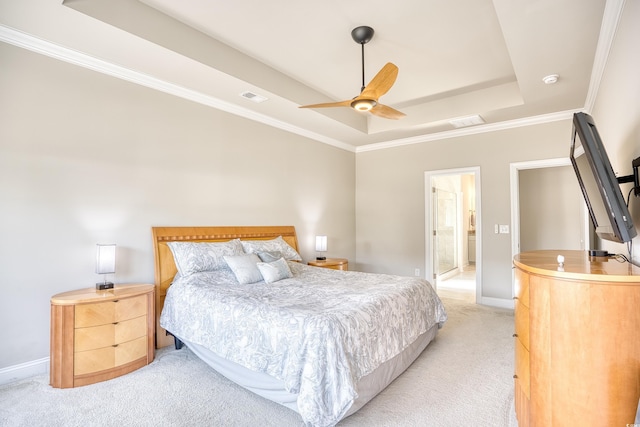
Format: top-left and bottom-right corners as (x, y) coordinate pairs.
(96, 244), (116, 274)
(315, 236), (327, 252)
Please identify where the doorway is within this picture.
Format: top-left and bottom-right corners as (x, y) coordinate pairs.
(425, 167), (481, 304)
(510, 158), (589, 257)
(510, 158), (589, 302)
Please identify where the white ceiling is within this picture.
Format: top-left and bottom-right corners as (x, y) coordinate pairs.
(1, 0), (617, 151)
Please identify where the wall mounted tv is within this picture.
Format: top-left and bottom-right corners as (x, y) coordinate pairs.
(569, 112), (638, 244)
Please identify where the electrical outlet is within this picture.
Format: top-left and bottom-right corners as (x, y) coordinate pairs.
(414, 268), (420, 277)
(494, 224), (499, 234)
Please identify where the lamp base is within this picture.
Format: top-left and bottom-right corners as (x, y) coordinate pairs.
(96, 282), (114, 290)
(316, 256), (326, 261)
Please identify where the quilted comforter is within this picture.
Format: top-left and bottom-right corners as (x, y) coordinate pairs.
(160, 261), (447, 426)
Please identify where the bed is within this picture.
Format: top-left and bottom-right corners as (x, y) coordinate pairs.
(152, 226), (447, 427)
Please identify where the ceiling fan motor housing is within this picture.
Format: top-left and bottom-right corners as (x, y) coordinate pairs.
(351, 26), (375, 44)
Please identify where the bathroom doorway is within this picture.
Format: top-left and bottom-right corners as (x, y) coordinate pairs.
(425, 167), (481, 304)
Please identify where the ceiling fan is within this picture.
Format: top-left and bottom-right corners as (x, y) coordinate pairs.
(299, 26), (406, 120)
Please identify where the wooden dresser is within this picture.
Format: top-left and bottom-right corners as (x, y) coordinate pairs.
(50, 283), (155, 388)
(513, 250), (640, 427)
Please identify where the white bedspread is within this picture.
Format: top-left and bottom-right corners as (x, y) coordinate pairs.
(160, 262), (447, 427)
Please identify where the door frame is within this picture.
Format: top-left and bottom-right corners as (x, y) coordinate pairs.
(509, 157), (589, 258)
(509, 157), (590, 295)
(425, 167), (481, 303)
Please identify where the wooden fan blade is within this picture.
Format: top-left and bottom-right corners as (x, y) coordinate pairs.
(299, 99), (353, 109)
(370, 103), (406, 120)
(359, 62), (399, 100)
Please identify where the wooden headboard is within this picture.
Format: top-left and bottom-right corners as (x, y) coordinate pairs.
(151, 226), (299, 348)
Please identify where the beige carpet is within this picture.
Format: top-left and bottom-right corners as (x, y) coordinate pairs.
(0, 298), (516, 426)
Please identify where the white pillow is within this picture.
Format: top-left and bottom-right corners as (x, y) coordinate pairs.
(224, 254), (263, 285)
(241, 236), (302, 261)
(256, 251), (284, 263)
(167, 239), (244, 276)
(256, 258), (293, 284)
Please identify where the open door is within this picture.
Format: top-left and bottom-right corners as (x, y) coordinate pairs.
(433, 188), (458, 279)
(426, 168), (481, 304)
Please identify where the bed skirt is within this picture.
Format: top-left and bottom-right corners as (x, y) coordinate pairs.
(179, 323), (439, 423)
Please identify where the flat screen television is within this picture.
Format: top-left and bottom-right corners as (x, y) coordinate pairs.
(569, 112), (637, 244)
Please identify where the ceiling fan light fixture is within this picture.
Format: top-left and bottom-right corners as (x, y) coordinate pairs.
(351, 99), (377, 111)
(298, 26), (404, 119)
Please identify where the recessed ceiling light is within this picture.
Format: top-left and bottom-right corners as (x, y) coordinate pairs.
(239, 91), (268, 103)
(449, 114), (485, 128)
(542, 74), (559, 85)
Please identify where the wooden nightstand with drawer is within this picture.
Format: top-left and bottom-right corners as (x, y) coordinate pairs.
(50, 283), (155, 388)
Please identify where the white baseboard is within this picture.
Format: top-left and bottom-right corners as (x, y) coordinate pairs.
(0, 357), (49, 386)
(480, 296), (514, 310)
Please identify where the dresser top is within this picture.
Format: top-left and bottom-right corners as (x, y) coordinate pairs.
(51, 283), (154, 305)
(514, 250), (640, 283)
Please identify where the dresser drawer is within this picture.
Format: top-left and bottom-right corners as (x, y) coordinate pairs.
(514, 268), (530, 308)
(514, 300), (530, 351)
(74, 335), (147, 375)
(75, 315), (147, 352)
(75, 295), (147, 328)
(515, 337), (530, 399)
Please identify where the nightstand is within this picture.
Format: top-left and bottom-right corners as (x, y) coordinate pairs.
(308, 258), (348, 271)
(50, 283), (155, 388)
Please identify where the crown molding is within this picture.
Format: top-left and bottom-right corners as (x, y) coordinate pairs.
(0, 25), (355, 153)
(1, 0), (624, 156)
(583, 0), (626, 113)
(355, 110), (582, 153)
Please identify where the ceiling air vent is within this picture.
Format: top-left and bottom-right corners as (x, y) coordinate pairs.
(239, 91), (268, 103)
(449, 114), (485, 128)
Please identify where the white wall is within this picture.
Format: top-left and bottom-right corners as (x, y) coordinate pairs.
(590, 0), (640, 265)
(0, 42), (355, 370)
(355, 120), (572, 301)
(519, 166), (585, 252)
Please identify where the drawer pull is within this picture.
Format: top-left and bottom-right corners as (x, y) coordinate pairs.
(112, 344), (119, 348)
(513, 374), (518, 379)
(113, 300), (119, 303)
(513, 333), (518, 338)
(113, 322), (119, 325)
(513, 296), (518, 300)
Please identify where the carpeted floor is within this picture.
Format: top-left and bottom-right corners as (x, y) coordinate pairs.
(0, 297), (516, 426)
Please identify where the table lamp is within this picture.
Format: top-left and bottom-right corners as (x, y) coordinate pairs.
(315, 236), (327, 260)
(96, 243), (116, 290)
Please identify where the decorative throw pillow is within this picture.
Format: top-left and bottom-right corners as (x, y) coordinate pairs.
(224, 254), (263, 285)
(241, 236), (302, 261)
(256, 251), (284, 263)
(256, 257), (293, 284)
(167, 239), (244, 276)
